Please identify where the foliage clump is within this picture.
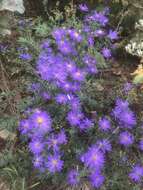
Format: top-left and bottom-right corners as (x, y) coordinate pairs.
(1, 2), (143, 190)
(15, 3), (143, 190)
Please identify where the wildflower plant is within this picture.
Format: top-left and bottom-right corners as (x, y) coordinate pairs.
(17, 3), (143, 190)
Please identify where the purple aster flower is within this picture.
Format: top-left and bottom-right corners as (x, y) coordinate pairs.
(0, 44), (8, 53)
(88, 36), (94, 47)
(113, 99), (136, 128)
(90, 11), (109, 26)
(98, 15), (108, 26)
(57, 40), (75, 55)
(47, 130), (67, 151)
(94, 29), (105, 37)
(66, 94), (75, 101)
(120, 111), (136, 127)
(89, 171), (105, 188)
(79, 4), (88, 12)
(102, 7), (110, 15)
(67, 111), (83, 126)
(40, 39), (50, 49)
(58, 81), (73, 92)
(71, 69), (85, 82)
(87, 65), (98, 74)
(119, 131), (134, 147)
(28, 83), (41, 92)
(65, 60), (77, 73)
(59, 81), (81, 92)
(69, 97), (81, 110)
(98, 117), (111, 132)
(29, 139), (44, 155)
(67, 169), (80, 186)
(18, 19), (26, 28)
(47, 135), (59, 151)
(33, 155), (44, 169)
(52, 28), (66, 41)
(55, 93), (68, 104)
(46, 154), (64, 173)
(102, 48), (112, 58)
(58, 130), (67, 144)
(36, 62), (52, 82)
(113, 99), (129, 117)
(100, 17), (108, 26)
(139, 139), (143, 151)
(52, 65), (68, 82)
(108, 30), (118, 40)
(30, 110), (52, 133)
(23, 108), (32, 116)
(83, 54), (97, 66)
(71, 82), (81, 92)
(19, 53), (32, 60)
(41, 92), (51, 101)
(79, 118), (93, 130)
(113, 106), (121, 121)
(96, 139), (112, 153)
(69, 29), (83, 42)
(81, 146), (105, 169)
(116, 98), (129, 107)
(19, 119), (31, 135)
(82, 25), (91, 33)
(123, 82), (133, 94)
(129, 165), (143, 183)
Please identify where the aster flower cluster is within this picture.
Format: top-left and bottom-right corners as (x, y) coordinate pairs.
(112, 99), (136, 148)
(35, 4), (118, 133)
(113, 98), (136, 128)
(83, 6), (118, 59)
(19, 109), (66, 173)
(80, 138), (112, 188)
(18, 4), (143, 190)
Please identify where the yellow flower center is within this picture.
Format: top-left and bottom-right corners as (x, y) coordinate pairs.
(92, 155), (97, 161)
(35, 143), (40, 147)
(74, 32), (79, 38)
(60, 40), (64, 44)
(75, 72), (81, 76)
(65, 84), (69, 88)
(52, 140), (57, 145)
(67, 64), (72, 68)
(24, 125), (28, 128)
(63, 47), (67, 51)
(37, 117), (43, 124)
(52, 159), (58, 166)
(123, 136), (128, 141)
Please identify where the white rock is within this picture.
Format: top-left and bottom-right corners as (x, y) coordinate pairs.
(0, 0), (25, 14)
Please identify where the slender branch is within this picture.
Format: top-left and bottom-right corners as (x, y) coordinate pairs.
(116, 7), (128, 31)
(0, 59), (16, 114)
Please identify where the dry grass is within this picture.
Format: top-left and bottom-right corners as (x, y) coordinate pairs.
(64, 182), (92, 190)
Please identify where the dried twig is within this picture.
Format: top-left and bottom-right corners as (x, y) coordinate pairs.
(0, 58), (16, 114)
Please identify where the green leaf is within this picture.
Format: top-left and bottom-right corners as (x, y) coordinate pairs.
(0, 15), (9, 28)
(94, 51), (107, 68)
(0, 14), (11, 35)
(34, 23), (50, 37)
(133, 74), (143, 84)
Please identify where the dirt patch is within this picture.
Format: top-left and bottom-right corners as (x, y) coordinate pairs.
(0, 179), (10, 190)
